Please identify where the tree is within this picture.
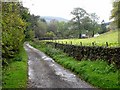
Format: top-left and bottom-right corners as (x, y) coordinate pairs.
(47, 19), (58, 36)
(55, 21), (69, 38)
(110, 1), (120, 29)
(81, 16), (91, 33)
(2, 2), (27, 61)
(35, 20), (47, 38)
(45, 31), (55, 38)
(101, 20), (107, 33)
(18, 5), (34, 40)
(109, 21), (117, 30)
(71, 7), (88, 38)
(90, 13), (101, 37)
(24, 14), (48, 39)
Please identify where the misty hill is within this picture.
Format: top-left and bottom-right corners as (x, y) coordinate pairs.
(41, 16), (69, 22)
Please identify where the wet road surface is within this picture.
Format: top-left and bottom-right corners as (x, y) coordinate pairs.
(24, 43), (95, 88)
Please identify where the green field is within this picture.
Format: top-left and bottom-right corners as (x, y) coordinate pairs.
(49, 30), (119, 47)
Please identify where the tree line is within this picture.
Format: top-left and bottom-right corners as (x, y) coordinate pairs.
(26, 8), (112, 40)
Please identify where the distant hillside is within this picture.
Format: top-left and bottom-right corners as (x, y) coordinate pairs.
(41, 16), (69, 22)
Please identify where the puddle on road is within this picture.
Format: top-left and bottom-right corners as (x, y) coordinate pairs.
(28, 60), (35, 80)
(49, 63), (77, 82)
(42, 56), (54, 62)
(41, 55), (77, 82)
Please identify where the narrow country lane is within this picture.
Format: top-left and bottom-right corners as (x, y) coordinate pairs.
(24, 43), (95, 88)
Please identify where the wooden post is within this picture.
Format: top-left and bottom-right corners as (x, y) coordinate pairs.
(106, 42), (108, 47)
(66, 41), (67, 44)
(80, 42), (82, 46)
(92, 42), (94, 46)
(70, 41), (72, 45)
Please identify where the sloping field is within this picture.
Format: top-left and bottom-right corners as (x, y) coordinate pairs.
(50, 30), (119, 47)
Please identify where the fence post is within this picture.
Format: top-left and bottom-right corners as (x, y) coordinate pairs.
(80, 42), (82, 46)
(55, 43), (56, 48)
(70, 41), (72, 45)
(106, 42), (108, 47)
(92, 42), (94, 46)
(66, 41), (67, 44)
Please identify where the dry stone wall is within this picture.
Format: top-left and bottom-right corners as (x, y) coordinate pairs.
(46, 42), (120, 68)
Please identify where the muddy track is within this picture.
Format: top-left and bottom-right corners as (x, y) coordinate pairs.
(24, 43), (95, 88)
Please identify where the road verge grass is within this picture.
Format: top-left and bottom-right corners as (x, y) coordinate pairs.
(30, 41), (120, 88)
(2, 46), (28, 88)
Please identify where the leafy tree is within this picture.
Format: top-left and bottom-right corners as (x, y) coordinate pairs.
(47, 19), (58, 36)
(110, 1), (120, 29)
(55, 21), (69, 38)
(100, 20), (107, 34)
(71, 7), (88, 38)
(70, 8), (101, 38)
(89, 13), (101, 37)
(45, 31), (55, 38)
(23, 14), (47, 39)
(109, 21), (117, 30)
(35, 20), (48, 38)
(18, 5), (33, 40)
(24, 14), (40, 40)
(81, 16), (91, 34)
(2, 2), (27, 61)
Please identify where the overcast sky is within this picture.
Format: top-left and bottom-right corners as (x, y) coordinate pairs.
(21, 0), (113, 22)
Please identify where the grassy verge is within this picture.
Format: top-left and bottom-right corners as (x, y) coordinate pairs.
(30, 41), (120, 88)
(2, 46), (28, 88)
